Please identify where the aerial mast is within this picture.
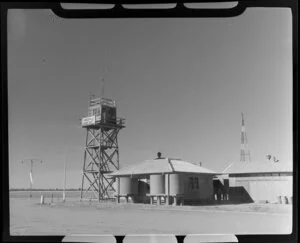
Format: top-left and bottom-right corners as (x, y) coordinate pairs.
(62, 149), (67, 202)
(101, 77), (105, 98)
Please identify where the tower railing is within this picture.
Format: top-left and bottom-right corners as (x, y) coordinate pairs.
(81, 117), (125, 128)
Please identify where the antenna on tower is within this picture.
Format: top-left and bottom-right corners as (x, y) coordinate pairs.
(240, 112), (251, 162)
(100, 67), (107, 99)
(101, 77), (105, 98)
(89, 92), (95, 101)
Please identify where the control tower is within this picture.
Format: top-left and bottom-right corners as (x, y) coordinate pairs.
(80, 97), (125, 200)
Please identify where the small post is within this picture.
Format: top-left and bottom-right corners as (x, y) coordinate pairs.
(51, 193), (53, 203)
(29, 160), (34, 198)
(116, 178), (120, 204)
(157, 196), (161, 205)
(63, 148), (67, 203)
(40, 195), (44, 204)
(179, 198), (183, 206)
(173, 196), (177, 206)
(167, 174), (170, 205)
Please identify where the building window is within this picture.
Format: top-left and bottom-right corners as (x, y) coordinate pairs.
(189, 177), (194, 189)
(189, 177), (199, 190)
(194, 177), (199, 189)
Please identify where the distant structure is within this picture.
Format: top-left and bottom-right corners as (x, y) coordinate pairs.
(80, 96), (125, 201)
(222, 160), (292, 203)
(240, 113), (251, 162)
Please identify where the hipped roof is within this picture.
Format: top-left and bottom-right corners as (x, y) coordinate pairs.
(109, 158), (217, 177)
(223, 161), (293, 174)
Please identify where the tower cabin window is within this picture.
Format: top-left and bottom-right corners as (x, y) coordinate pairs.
(89, 106), (101, 117)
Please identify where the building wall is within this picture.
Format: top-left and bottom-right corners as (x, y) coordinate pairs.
(150, 175), (165, 194)
(229, 174), (292, 203)
(119, 177), (138, 195)
(164, 174), (185, 196)
(182, 174), (214, 200)
(151, 173), (214, 201)
(118, 173), (214, 204)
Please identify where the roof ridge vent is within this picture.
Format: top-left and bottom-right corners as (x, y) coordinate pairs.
(155, 152), (165, 160)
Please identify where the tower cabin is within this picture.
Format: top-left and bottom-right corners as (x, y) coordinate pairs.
(81, 97), (119, 127)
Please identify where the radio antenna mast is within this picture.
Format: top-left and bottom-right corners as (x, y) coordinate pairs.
(100, 67), (107, 99)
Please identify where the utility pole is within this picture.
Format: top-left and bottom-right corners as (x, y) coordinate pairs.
(21, 159), (43, 198)
(63, 149), (67, 202)
(240, 113), (251, 162)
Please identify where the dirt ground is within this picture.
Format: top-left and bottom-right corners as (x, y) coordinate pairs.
(9, 197), (292, 235)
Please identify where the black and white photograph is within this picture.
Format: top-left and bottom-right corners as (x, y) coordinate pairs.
(3, 1), (296, 242)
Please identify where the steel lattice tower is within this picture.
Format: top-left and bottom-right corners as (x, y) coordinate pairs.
(240, 112), (251, 162)
(80, 97), (125, 200)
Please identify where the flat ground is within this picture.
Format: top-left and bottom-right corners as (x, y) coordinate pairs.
(9, 196), (292, 235)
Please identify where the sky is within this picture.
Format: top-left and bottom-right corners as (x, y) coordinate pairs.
(7, 8), (292, 189)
